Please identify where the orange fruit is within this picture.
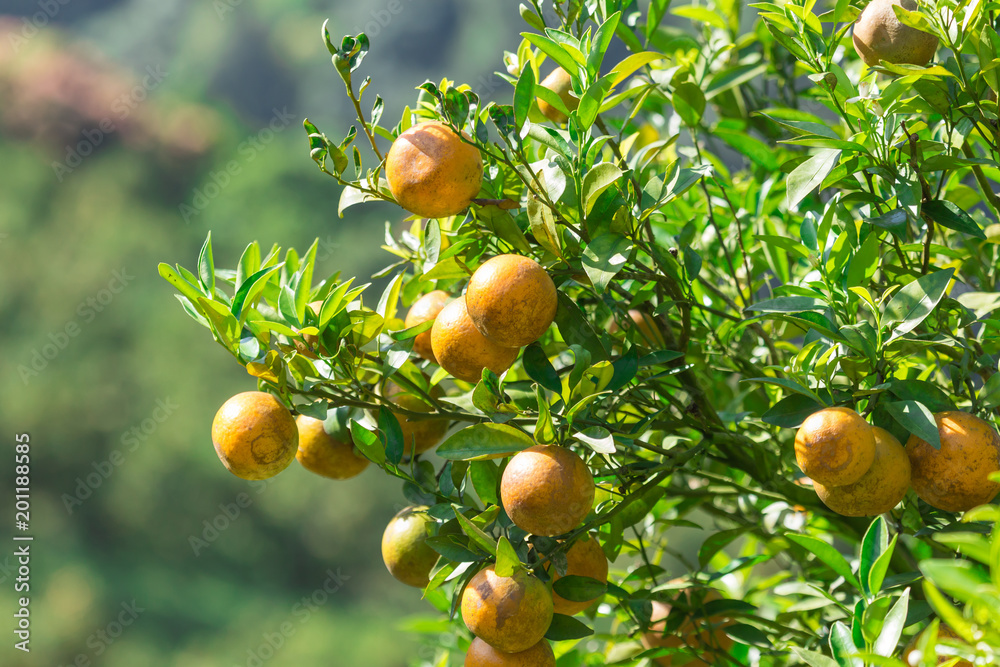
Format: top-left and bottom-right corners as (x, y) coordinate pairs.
(381, 506), (440, 588)
(641, 588), (735, 666)
(546, 534), (609, 616)
(385, 121), (483, 218)
(294, 415), (369, 480)
(464, 637), (555, 667)
(906, 411), (1000, 512)
(609, 309), (667, 349)
(404, 290), (451, 363)
(853, 0), (938, 67)
(537, 67), (577, 123)
(465, 255), (558, 348)
(430, 297), (520, 383)
(814, 426), (910, 516)
(211, 391), (298, 480)
(501, 445), (595, 536)
(901, 624), (973, 667)
(460, 565), (553, 653)
(383, 381), (449, 456)
(794, 407), (876, 487)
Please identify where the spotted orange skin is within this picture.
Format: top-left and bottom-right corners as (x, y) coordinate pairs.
(853, 0), (939, 67)
(641, 590), (735, 666)
(901, 624), (973, 667)
(537, 67), (577, 124)
(384, 382), (449, 456)
(466, 255), (558, 349)
(381, 506), (440, 588)
(464, 637), (555, 667)
(794, 407), (876, 487)
(386, 121), (483, 219)
(460, 565), (553, 654)
(294, 415), (369, 480)
(404, 290), (451, 363)
(211, 392), (298, 480)
(815, 426), (910, 517)
(906, 411), (1000, 512)
(431, 298), (520, 383)
(546, 535), (609, 616)
(501, 445), (595, 536)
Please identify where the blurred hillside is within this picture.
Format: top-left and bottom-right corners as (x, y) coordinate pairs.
(0, 2), (522, 666)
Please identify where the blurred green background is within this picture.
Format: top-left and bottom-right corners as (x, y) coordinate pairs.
(0, 1), (523, 665)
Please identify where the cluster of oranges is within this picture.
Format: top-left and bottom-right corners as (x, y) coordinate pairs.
(795, 407), (1000, 516)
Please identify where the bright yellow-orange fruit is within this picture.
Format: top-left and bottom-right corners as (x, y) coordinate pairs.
(814, 426), (910, 517)
(853, 0), (939, 67)
(460, 565), (553, 653)
(385, 121), (483, 219)
(465, 255), (558, 348)
(641, 588), (735, 666)
(383, 381), (449, 456)
(430, 298), (520, 383)
(211, 391), (298, 480)
(501, 445), (595, 536)
(546, 534), (609, 616)
(794, 407), (876, 487)
(906, 411), (1000, 512)
(404, 290), (451, 363)
(465, 637), (555, 667)
(901, 624), (973, 667)
(295, 415), (369, 480)
(537, 67), (577, 123)
(381, 506), (440, 588)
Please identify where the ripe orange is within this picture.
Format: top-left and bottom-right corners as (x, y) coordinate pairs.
(464, 637), (555, 667)
(385, 121), (483, 219)
(901, 624), (973, 667)
(461, 565), (553, 653)
(906, 411), (1000, 512)
(814, 426), (910, 516)
(383, 381), (449, 456)
(537, 67), (577, 123)
(465, 255), (558, 348)
(211, 391), (298, 480)
(404, 290), (451, 363)
(853, 0), (939, 67)
(794, 407), (876, 487)
(546, 534), (608, 616)
(294, 415), (368, 480)
(501, 445), (595, 536)
(641, 588), (735, 666)
(430, 297), (520, 383)
(381, 506), (440, 588)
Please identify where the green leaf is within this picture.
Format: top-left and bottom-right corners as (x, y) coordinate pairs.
(699, 527), (750, 567)
(744, 376), (825, 405)
(534, 384), (557, 445)
(527, 197), (563, 258)
(231, 264), (285, 326)
(159, 263), (207, 305)
(829, 621), (862, 667)
(425, 536), (481, 562)
(745, 296), (826, 314)
(582, 234), (632, 292)
(608, 51), (665, 87)
(672, 82), (705, 127)
(786, 533), (861, 590)
(522, 33), (579, 76)
(588, 11), (620, 74)
(378, 406), (404, 465)
(923, 200), (986, 239)
(920, 559), (992, 604)
(523, 343), (563, 394)
(884, 400), (939, 450)
(761, 394), (826, 428)
(513, 65), (536, 131)
(544, 613), (593, 641)
(236, 241), (261, 288)
(453, 508), (498, 557)
(197, 298), (240, 352)
(574, 426), (616, 454)
(470, 460), (500, 506)
(882, 269), (954, 340)
(198, 232), (215, 294)
(582, 163), (623, 215)
(552, 575), (606, 602)
(859, 517), (892, 599)
(350, 419), (385, 465)
(436, 424), (535, 460)
(789, 647), (840, 667)
(554, 293), (609, 361)
(786, 149), (841, 209)
(495, 535), (520, 576)
(873, 590), (909, 657)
